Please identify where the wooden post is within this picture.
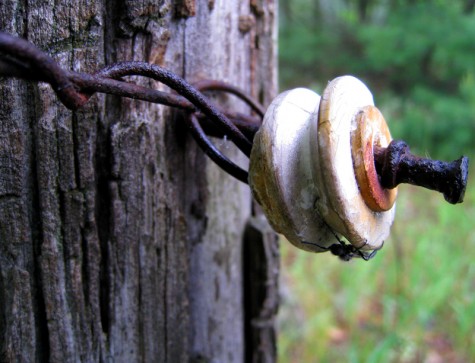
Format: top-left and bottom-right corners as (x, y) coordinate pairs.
(0, 1), (277, 362)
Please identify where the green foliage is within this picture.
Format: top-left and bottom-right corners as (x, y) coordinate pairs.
(279, 0), (475, 159)
(278, 172), (475, 362)
(278, 1), (475, 360)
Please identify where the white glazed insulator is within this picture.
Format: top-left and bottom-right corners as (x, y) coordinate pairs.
(249, 76), (397, 252)
(312, 76), (396, 250)
(249, 88), (334, 252)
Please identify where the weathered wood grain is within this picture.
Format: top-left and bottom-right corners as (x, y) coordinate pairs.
(0, 1), (277, 362)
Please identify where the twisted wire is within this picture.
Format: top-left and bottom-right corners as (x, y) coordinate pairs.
(0, 32), (264, 183)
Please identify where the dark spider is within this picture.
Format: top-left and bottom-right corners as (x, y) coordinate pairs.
(302, 233), (383, 261)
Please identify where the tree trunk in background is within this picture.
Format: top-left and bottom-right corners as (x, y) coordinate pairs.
(0, 1), (278, 362)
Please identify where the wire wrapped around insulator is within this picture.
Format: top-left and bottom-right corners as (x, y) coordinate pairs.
(186, 114), (249, 183)
(190, 79), (267, 183)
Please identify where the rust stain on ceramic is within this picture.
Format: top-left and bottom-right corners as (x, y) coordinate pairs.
(351, 105), (397, 212)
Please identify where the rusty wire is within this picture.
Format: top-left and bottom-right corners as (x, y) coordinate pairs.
(0, 32), (264, 183)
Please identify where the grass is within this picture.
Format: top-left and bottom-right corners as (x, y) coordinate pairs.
(278, 163), (475, 362)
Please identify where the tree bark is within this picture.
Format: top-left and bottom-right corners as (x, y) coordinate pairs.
(0, 1), (278, 362)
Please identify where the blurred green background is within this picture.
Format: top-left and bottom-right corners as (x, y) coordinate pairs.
(277, 1), (475, 362)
